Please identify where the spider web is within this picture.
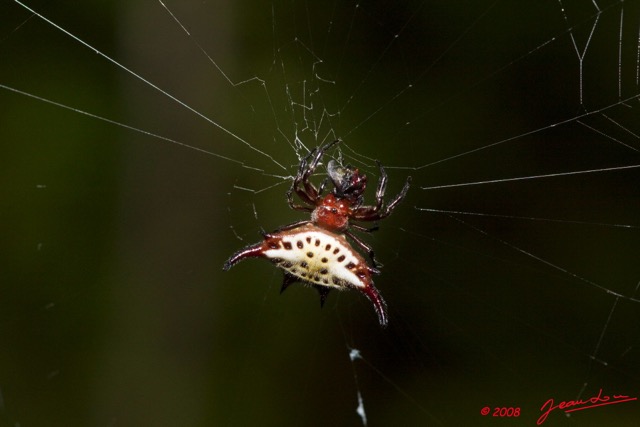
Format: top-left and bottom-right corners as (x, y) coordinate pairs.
(0, 0), (639, 426)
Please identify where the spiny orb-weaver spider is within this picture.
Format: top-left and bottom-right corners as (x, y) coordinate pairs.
(223, 139), (411, 326)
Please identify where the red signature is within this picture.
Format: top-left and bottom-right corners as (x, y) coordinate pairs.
(537, 389), (637, 425)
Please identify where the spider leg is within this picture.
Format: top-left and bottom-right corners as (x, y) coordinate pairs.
(298, 149), (320, 201)
(309, 139), (341, 172)
(380, 175), (412, 218)
(350, 223), (380, 233)
(288, 150), (318, 208)
(351, 175), (412, 221)
(289, 139), (342, 210)
(317, 177), (330, 196)
(286, 187), (315, 211)
(339, 160), (388, 216)
(300, 139), (341, 198)
(272, 220), (311, 233)
(344, 230), (382, 269)
(374, 160), (388, 211)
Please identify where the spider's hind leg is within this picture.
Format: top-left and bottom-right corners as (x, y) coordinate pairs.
(345, 230), (383, 269)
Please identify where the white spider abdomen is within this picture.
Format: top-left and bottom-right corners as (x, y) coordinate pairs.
(223, 223), (387, 326)
(264, 228), (365, 290)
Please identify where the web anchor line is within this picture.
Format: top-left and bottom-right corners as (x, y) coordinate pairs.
(421, 164), (640, 190)
(11, 0), (286, 171)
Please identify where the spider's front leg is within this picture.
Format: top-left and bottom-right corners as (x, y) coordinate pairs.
(288, 152), (317, 209)
(286, 187), (314, 212)
(288, 139), (342, 211)
(374, 160), (388, 212)
(380, 175), (411, 218)
(300, 139), (341, 198)
(352, 173), (412, 221)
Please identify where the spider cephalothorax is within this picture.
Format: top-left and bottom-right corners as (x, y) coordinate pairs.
(223, 139), (411, 326)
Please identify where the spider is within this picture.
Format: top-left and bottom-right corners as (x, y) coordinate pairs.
(223, 139), (411, 326)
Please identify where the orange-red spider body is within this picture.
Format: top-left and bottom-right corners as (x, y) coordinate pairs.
(223, 140), (411, 326)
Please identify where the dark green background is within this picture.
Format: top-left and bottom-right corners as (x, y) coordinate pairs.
(1, 0), (639, 425)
